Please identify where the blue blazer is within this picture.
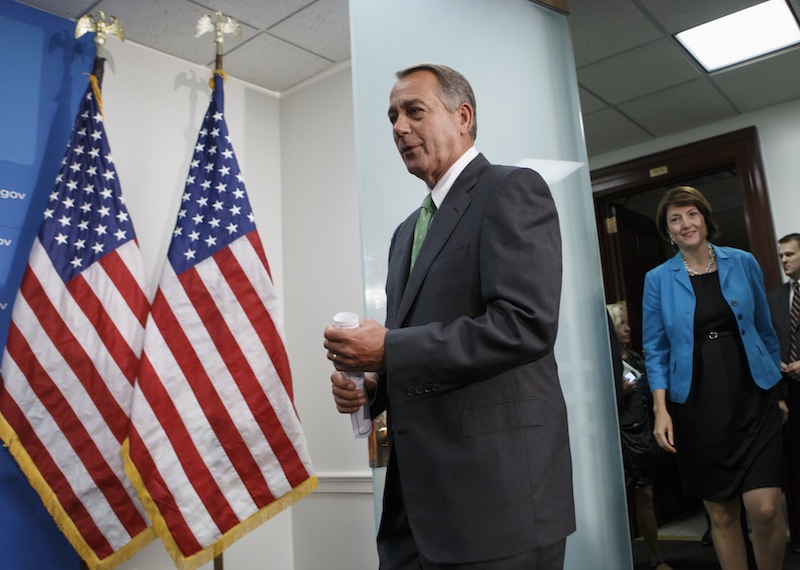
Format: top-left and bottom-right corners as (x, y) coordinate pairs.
(642, 245), (781, 404)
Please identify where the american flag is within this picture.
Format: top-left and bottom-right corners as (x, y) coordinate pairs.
(123, 73), (316, 569)
(0, 75), (154, 568)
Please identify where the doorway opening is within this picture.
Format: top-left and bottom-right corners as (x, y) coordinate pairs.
(591, 127), (780, 547)
(592, 127), (779, 354)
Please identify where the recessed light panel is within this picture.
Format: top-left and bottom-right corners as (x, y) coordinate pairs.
(675, 0), (800, 72)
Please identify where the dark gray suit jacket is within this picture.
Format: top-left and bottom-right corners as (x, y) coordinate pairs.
(372, 154), (575, 563)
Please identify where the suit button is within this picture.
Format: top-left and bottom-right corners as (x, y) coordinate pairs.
(432, 384), (440, 391)
(407, 388), (416, 396)
(415, 386), (425, 395)
(732, 300), (738, 306)
(738, 314), (743, 320)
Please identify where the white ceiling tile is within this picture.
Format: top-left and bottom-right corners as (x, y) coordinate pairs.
(268, 0), (349, 62)
(617, 78), (738, 137)
(578, 87), (607, 114)
(222, 32), (332, 91)
(568, 0), (662, 67)
(16, 0), (95, 19)
(578, 38), (702, 105)
(711, 46), (800, 112)
(582, 107), (653, 156)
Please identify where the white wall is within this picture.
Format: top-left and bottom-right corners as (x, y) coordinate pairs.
(280, 65), (379, 570)
(589, 98), (800, 246)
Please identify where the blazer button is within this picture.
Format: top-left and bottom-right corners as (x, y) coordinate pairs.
(415, 386), (425, 395)
(738, 314), (743, 320)
(407, 388), (416, 397)
(432, 384), (440, 391)
(731, 300), (738, 306)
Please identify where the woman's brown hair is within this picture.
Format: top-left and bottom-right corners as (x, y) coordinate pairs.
(655, 185), (720, 246)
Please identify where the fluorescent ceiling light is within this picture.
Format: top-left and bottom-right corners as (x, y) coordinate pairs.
(675, 0), (800, 72)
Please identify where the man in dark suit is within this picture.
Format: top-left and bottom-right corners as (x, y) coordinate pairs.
(324, 63), (574, 569)
(767, 232), (800, 552)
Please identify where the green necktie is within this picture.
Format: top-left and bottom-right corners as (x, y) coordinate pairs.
(410, 193), (436, 270)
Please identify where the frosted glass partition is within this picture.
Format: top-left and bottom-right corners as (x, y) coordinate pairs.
(350, 0), (631, 567)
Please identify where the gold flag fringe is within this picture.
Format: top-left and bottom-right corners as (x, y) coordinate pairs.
(122, 437), (318, 570)
(0, 414), (156, 569)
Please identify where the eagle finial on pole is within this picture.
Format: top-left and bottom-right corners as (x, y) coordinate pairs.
(75, 10), (125, 58)
(75, 11), (125, 85)
(196, 11), (243, 70)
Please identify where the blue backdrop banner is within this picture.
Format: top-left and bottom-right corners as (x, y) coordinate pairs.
(0, 0), (93, 567)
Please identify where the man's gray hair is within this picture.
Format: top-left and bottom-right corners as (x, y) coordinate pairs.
(396, 63), (478, 141)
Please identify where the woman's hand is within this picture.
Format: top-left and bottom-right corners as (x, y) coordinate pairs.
(653, 409), (676, 453)
(651, 388), (676, 453)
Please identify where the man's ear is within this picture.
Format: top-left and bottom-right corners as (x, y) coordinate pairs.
(458, 103), (474, 135)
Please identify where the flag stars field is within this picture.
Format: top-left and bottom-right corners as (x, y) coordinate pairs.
(37, 89), (136, 284)
(168, 104), (256, 274)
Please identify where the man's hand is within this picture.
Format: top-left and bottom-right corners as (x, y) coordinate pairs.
(331, 371), (378, 414)
(324, 319), (388, 372)
(782, 360), (800, 382)
(621, 378), (637, 397)
(778, 400), (789, 424)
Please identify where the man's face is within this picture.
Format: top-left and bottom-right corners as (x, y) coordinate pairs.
(778, 239), (800, 281)
(387, 70), (471, 188)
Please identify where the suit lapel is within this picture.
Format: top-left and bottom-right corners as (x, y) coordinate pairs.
(669, 252), (692, 294)
(393, 155), (486, 326)
(715, 245), (730, 289)
(779, 282), (792, 331)
(385, 217), (414, 329)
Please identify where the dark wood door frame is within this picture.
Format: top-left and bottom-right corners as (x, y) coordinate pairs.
(592, 127), (781, 299)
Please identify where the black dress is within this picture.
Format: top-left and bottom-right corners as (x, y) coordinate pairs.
(669, 271), (782, 501)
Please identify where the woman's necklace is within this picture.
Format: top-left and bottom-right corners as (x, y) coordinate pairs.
(682, 243), (716, 276)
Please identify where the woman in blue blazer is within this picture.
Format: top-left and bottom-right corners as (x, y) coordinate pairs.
(642, 186), (785, 570)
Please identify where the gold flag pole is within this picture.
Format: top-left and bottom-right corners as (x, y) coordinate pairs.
(75, 10), (125, 86)
(195, 15), (242, 569)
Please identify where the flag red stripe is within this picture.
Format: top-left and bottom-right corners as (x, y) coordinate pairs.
(127, 424), (203, 557)
(67, 271), (140, 389)
(4, 321), (148, 538)
(0, 370), (115, 558)
(228, 234), (294, 400)
(247, 230), (272, 278)
(22, 268), (129, 440)
(140, 296), (244, 529)
(173, 267), (276, 504)
(99, 250), (150, 328)
(213, 246), (310, 487)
